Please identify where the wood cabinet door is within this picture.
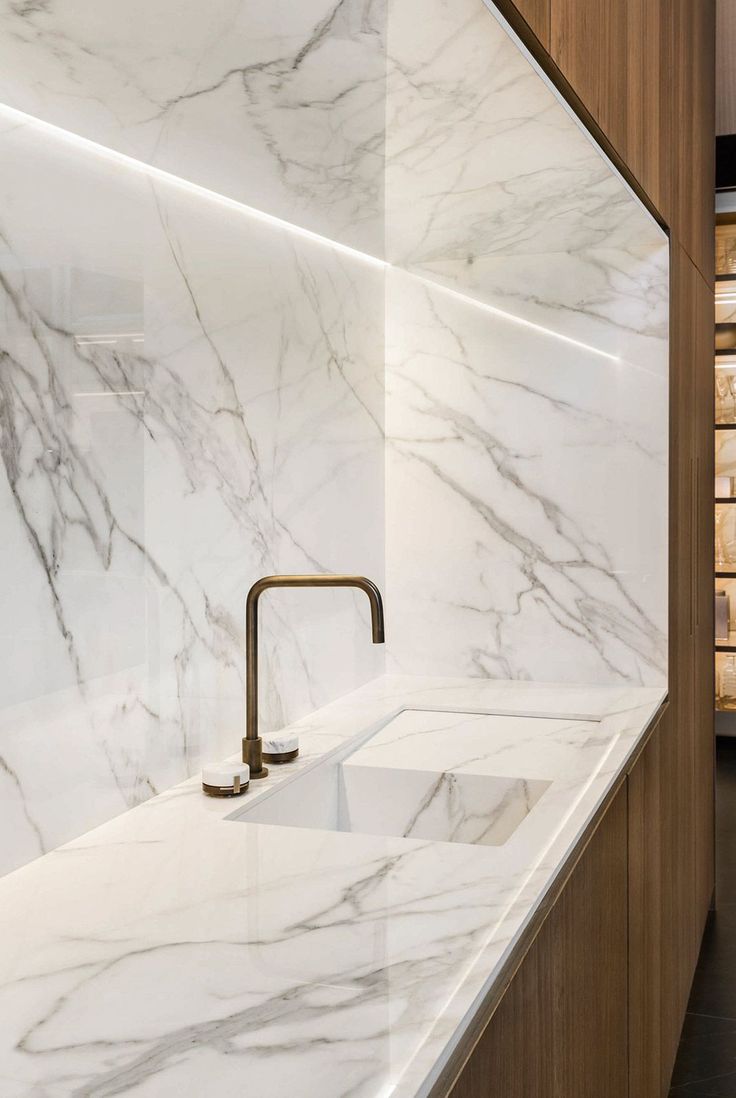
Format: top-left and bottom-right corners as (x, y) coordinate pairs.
(448, 788), (628, 1098)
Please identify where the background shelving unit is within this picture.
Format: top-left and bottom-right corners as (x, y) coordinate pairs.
(715, 222), (736, 713)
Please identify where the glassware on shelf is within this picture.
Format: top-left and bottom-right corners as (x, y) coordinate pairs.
(727, 375), (736, 422)
(720, 655), (736, 709)
(717, 223), (736, 275)
(717, 507), (729, 567)
(717, 373), (732, 422)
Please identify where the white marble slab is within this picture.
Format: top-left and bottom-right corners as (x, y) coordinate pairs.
(0, 114), (385, 876)
(380, 0), (668, 690)
(385, 0), (669, 368)
(0, 0), (668, 882)
(0, 675), (664, 1098)
(0, 0), (387, 254)
(385, 265), (668, 686)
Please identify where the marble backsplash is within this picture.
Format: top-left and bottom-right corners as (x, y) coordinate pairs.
(0, 0), (387, 255)
(0, 0), (667, 876)
(0, 113), (385, 873)
(383, 0), (669, 684)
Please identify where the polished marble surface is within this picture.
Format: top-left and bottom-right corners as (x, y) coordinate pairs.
(385, 260), (668, 686)
(0, 0), (387, 253)
(0, 675), (664, 1098)
(0, 111), (384, 876)
(383, 0), (669, 690)
(0, 0), (668, 883)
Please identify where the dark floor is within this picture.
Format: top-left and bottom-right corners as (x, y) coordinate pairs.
(669, 737), (736, 1096)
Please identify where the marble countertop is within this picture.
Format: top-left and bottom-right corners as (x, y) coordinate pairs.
(0, 675), (665, 1098)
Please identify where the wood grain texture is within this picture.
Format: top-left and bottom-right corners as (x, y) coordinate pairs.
(627, 248), (715, 1098)
(663, 242), (700, 1075)
(694, 260), (716, 923)
(547, 0), (663, 198)
(503, 0), (550, 44)
(628, 726), (664, 1098)
(549, 0), (715, 281)
(717, 0), (736, 135)
(663, 0), (716, 284)
(549, 0), (628, 155)
(448, 789), (628, 1098)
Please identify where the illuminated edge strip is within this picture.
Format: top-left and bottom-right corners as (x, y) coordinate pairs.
(74, 390), (145, 397)
(0, 101), (623, 364)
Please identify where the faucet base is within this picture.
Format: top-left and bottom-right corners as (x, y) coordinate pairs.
(263, 731), (299, 765)
(263, 748), (299, 764)
(242, 737), (269, 780)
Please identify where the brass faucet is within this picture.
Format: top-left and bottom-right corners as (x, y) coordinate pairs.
(243, 575), (385, 778)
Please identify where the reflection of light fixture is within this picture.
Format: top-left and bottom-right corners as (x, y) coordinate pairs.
(0, 102), (627, 366)
(74, 332), (145, 346)
(74, 390), (145, 398)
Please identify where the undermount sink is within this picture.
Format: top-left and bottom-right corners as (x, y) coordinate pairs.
(231, 709), (555, 848)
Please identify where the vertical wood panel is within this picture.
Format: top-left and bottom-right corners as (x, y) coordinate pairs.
(694, 261), (716, 923)
(664, 243), (699, 1067)
(628, 727), (663, 1098)
(614, 0), (668, 220)
(549, 0), (714, 278)
(507, 0), (550, 45)
(628, 246), (715, 1098)
(662, 0), (716, 282)
(549, 0), (628, 157)
(449, 789), (628, 1098)
(717, 0), (736, 135)
(548, 0), (668, 215)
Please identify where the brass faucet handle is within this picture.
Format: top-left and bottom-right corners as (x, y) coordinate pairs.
(263, 731), (300, 764)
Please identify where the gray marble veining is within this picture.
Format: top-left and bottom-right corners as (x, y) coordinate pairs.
(0, 115), (384, 876)
(0, 0), (387, 253)
(0, 675), (665, 1098)
(0, 0), (667, 881)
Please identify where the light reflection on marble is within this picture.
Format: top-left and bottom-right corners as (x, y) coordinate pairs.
(0, 115), (384, 876)
(385, 265), (668, 686)
(0, 0), (387, 254)
(0, 0), (669, 884)
(380, 0), (668, 690)
(385, 0), (669, 368)
(0, 675), (664, 1098)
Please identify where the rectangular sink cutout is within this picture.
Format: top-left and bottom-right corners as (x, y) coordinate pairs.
(232, 708), (568, 847)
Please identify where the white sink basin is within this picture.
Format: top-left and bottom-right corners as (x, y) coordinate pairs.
(231, 709), (555, 848)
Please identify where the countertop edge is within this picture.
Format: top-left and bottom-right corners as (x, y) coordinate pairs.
(422, 692), (669, 1098)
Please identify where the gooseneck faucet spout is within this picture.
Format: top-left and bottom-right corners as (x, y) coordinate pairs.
(243, 575), (385, 779)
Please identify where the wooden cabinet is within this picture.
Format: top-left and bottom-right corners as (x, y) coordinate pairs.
(548, 0), (715, 279)
(662, 0), (716, 282)
(444, 701), (711, 1098)
(693, 258), (715, 927)
(628, 727), (665, 1097)
(448, 787), (629, 1098)
(628, 711), (703, 1097)
(502, 0), (550, 44)
(439, 1), (715, 1094)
